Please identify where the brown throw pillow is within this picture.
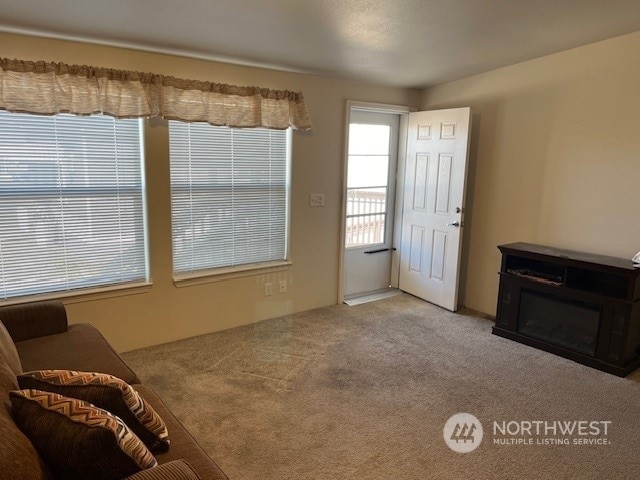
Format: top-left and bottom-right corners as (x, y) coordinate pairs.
(10, 389), (157, 480)
(17, 370), (169, 452)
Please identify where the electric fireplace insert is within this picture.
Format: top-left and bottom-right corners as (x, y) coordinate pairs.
(493, 243), (640, 376)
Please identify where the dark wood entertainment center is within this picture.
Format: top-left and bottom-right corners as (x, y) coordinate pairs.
(493, 243), (640, 376)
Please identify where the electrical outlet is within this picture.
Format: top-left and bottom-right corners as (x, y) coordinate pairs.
(264, 283), (273, 296)
(309, 193), (324, 207)
(279, 279), (287, 293)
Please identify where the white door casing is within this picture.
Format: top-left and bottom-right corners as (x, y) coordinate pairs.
(398, 108), (471, 311)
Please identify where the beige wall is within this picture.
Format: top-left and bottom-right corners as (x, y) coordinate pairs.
(0, 32), (419, 351)
(421, 31), (640, 315)
(6, 28), (640, 344)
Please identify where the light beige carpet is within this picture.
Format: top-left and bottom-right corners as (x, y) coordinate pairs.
(123, 294), (640, 480)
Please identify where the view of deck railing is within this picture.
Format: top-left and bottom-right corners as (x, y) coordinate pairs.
(345, 189), (386, 247)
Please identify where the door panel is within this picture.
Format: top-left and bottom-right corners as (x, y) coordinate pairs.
(409, 225), (424, 273)
(399, 108), (471, 311)
(344, 110), (399, 298)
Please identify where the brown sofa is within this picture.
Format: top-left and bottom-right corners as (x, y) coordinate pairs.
(0, 301), (228, 480)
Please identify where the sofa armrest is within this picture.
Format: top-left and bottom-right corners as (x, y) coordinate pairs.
(0, 301), (68, 342)
(124, 461), (201, 480)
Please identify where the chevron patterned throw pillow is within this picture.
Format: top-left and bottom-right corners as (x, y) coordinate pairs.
(17, 369), (170, 452)
(10, 389), (157, 480)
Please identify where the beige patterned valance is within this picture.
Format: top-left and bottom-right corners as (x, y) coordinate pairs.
(0, 58), (312, 131)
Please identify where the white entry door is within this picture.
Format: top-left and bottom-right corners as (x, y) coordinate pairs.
(398, 108), (471, 311)
(343, 110), (399, 298)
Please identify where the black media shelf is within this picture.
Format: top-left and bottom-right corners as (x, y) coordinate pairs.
(493, 242), (640, 376)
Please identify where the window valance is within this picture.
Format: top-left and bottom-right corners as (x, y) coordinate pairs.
(0, 57), (312, 131)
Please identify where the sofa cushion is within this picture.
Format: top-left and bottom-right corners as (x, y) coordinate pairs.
(0, 321), (22, 376)
(0, 357), (52, 480)
(18, 369), (169, 452)
(0, 402), (53, 480)
(10, 389), (157, 480)
(133, 384), (228, 480)
(15, 323), (140, 384)
(0, 360), (18, 392)
(124, 460), (202, 480)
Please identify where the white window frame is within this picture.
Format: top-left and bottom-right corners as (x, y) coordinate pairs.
(168, 122), (292, 286)
(0, 112), (151, 304)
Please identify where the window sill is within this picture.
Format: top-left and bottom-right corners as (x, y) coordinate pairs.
(0, 281), (153, 307)
(174, 261), (293, 288)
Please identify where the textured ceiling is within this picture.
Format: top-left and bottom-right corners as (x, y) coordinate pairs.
(2, 0), (640, 88)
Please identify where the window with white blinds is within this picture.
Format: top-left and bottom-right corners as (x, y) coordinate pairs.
(169, 121), (289, 276)
(0, 111), (148, 300)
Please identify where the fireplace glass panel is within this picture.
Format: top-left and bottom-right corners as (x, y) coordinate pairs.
(518, 290), (601, 357)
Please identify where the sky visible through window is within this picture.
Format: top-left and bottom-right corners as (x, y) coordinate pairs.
(347, 123), (390, 189)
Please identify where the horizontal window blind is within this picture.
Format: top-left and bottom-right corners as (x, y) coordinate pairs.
(0, 111), (147, 299)
(169, 121), (289, 275)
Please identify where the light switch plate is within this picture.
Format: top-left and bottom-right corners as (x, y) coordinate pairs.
(309, 193), (324, 207)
